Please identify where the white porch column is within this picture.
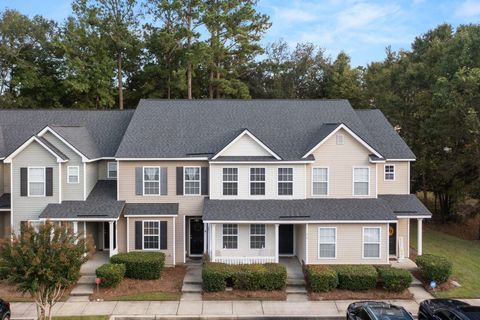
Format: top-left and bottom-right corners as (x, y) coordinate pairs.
(83, 221), (87, 257)
(73, 222), (78, 244)
(115, 221), (118, 253)
(109, 221), (114, 258)
(211, 224), (216, 262)
(417, 218), (423, 256)
(274, 224), (279, 263)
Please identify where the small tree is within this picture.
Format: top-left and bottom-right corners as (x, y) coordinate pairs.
(0, 222), (93, 320)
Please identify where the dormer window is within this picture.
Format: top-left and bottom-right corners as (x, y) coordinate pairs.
(384, 165), (395, 181)
(108, 162), (117, 179)
(336, 134), (344, 145)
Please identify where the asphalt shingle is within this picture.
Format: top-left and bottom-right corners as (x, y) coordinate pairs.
(124, 203), (179, 216)
(379, 194), (431, 217)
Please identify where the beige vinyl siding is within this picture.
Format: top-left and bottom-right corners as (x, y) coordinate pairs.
(85, 162), (98, 198)
(307, 223), (389, 265)
(117, 215), (127, 253)
(98, 160), (116, 180)
(220, 134), (272, 157)
(209, 164), (306, 199)
(3, 163), (10, 193)
(213, 223), (275, 258)
(295, 224), (307, 264)
(42, 132), (84, 201)
(127, 216), (176, 266)
(377, 162), (410, 194)
(306, 128), (376, 198)
(397, 219), (410, 258)
(11, 141), (59, 233)
(118, 160), (208, 263)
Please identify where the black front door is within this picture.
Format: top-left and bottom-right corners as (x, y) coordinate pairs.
(279, 224), (294, 255)
(189, 218), (204, 256)
(389, 223), (397, 255)
(104, 222), (110, 250)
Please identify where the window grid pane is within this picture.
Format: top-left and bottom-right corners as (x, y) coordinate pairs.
(108, 162), (117, 178)
(319, 228), (336, 258)
(143, 221), (159, 249)
(278, 168), (293, 196)
(313, 168), (328, 195)
(29, 168), (45, 196)
(68, 166), (79, 183)
(354, 168), (369, 196)
(363, 228), (380, 258)
(222, 224), (238, 249)
(250, 168), (265, 195)
(184, 167), (200, 195)
(223, 168), (238, 196)
(250, 224), (266, 249)
(144, 167), (160, 195)
(385, 165), (395, 180)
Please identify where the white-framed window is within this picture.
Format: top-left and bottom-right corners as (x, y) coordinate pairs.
(108, 162), (117, 179)
(278, 168), (293, 195)
(312, 167), (328, 196)
(250, 224), (266, 249)
(384, 164), (395, 181)
(143, 167), (160, 195)
(353, 167), (369, 196)
(336, 134), (344, 145)
(67, 166), (80, 184)
(318, 227), (336, 258)
(184, 166), (200, 195)
(250, 168), (265, 195)
(28, 167), (45, 197)
(363, 227), (381, 258)
(143, 221), (160, 249)
(222, 168), (238, 196)
(222, 224), (238, 249)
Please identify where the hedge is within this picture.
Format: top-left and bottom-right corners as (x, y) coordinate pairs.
(416, 254), (452, 283)
(306, 265), (338, 292)
(202, 263), (287, 292)
(96, 263), (126, 288)
(378, 267), (412, 292)
(110, 252), (165, 280)
(333, 265), (378, 291)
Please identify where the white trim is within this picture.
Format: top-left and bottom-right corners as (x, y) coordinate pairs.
(407, 162), (411, 194)
(248, 167), (266, 196)
(279, 224), (295, 256)
(67, 166), (80, 184)
(386, 159), (416, 162)
(173, 216), (176, 265)
(318, 227), (337, 259)
(4, 136), (68, 163)
(274, 224), (279, 263)
(142, 220), (161, 251)
(188, 216), (205, 257)
(311, 167), (329, 197)
(396, 215), (431, 219)
(107, 161), (117, 179)
(249, 223), (267, 249)
(40, 217), (118, 221)
(183, 166), (201, 196)
(384, 164), (395, 181)
(362, 226), (382, 259)
(142, 166), (161, 196)
(10, 160), (13, 236)
(305, 224), (309, 264)
(211, 224), (216, 261)
(277, 167), (294, 196)
(58, 163), (62, 203)
(210, 160), (315, 164)
(352, 166), (370, 197)
(117, 157), (209, 161)
(212, 129), (282, 160)
(183, 215), (186, 263)
(126, 216), (130, 253)
(27, 166), (46, 197)
(83, 163), (87, 200)
(124, 214), (177, 218)
(375, 164), (378, 198)
(302, 124), (383, 159)
(205, 220), (397, 224)
(37, 126), (89, 161)
(117, 161), (120, 201)
(221, 223), (239, 249)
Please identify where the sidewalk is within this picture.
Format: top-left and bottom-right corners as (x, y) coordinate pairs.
(11, 299), (480, 318)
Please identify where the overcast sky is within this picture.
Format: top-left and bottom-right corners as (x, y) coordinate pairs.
(2, 0), (480, 66)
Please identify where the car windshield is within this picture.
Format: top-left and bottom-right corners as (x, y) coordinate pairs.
(370, 307), (413, 320)
(459, 306), (480, 320)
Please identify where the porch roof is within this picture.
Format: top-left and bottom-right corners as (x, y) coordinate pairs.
(39, 181), (125, 220)
(124, 203), (178, 216)
(379, 194), (432, 218)
(203, 198), (398, 222)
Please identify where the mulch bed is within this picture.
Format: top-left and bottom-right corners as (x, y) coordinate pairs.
(203, 289), (287, 301)
(90, 266), (186, 301)
(309, 288), (413, 301)
(0, 280), (73, 302)
(411, 268), (456, 293)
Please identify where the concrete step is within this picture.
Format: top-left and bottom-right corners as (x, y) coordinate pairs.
(182, 283), (202, 293)
(287, 293), (309, 301)
(180, 293), (203, 301)
(411, 277), (423, 287)
(70, 284), (95, 296)
(287, 278), (306, 286)
(286, 285), (307, 294)
(78, 275), (96, 284)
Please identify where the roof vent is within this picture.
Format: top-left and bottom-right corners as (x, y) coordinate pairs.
(336, 134), (344, 145)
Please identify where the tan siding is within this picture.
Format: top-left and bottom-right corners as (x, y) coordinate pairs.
(221, 134), (272, 157)
(98, 160), (116, 180)
(397, 219), (410, 258)
(377, 162), (409, 194)
(127, 216), (176, 266)
(295, 224), (306, 264)
(0, 212), (10, 239)
(306, 128), (376, 198)
(213, 224), (275, 258)
(3, 163), (10, 193)
(117, 215), (127, 253)
(85, 162), (98, 197)
(11, 141), (59, 233)
(307, 223), (389, 265)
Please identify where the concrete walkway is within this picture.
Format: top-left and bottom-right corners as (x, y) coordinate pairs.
(180, 259), (203, 301)
(11, 299), (480, 318)
(280, 257), (308, 301)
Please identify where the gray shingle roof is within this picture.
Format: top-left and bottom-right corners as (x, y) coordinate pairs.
(379, 194), (431, 217)
(203, 198), (398, 222)
(116, 100), (415, 160)
(39, 181), (125, 219)
(0, 110), (134, 158)
(124, 203), (178, 216)
(50, 126), (102, 159)
(36, 136), (69, 161)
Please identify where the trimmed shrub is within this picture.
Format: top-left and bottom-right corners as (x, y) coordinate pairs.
(416, 254), (452, 283)
(202, 262), (287, 292)
(333, 265), (378, 291)
(96, 263), (126, 288)
(111, 252), (165, 280)
(378, 267), (412, 292)
(306, 265), (338, 292)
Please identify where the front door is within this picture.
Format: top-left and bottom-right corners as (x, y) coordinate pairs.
(189, 218), (204, 256)
(389, 223), (397, 255)
(279, 224), (294, 255)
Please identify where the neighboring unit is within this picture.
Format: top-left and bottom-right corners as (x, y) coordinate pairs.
(0, 100), (431, 266)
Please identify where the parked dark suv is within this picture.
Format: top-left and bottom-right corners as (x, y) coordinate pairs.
(419, 299), (480, 320)
(0, 299), (10, 320)
(347, 301), (414, 320)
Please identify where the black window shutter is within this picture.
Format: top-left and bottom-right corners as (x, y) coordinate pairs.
(201, 167), (209, 195)
(160, 221), (167, 249)
(176, 167), (183, 195)
(135, 167), (143, 195)
(135, 221), (142, 250)
(45, 167), (53, 196)
(20, 168), (27, 196)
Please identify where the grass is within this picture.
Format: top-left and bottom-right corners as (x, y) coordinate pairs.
(53, 317), (108, 320)
(411, 223), (480, 298)
(103, 291), (180, 301)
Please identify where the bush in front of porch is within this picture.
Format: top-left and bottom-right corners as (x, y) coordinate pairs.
(202, 262), (287, 292)
(111, 252), (165, 280)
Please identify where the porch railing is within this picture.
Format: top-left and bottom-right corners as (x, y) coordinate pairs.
(213, 256), (276, 264)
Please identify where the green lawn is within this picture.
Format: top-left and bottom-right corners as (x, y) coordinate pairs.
(411, 224), (480, 298)
(104, 291), (180, 301)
